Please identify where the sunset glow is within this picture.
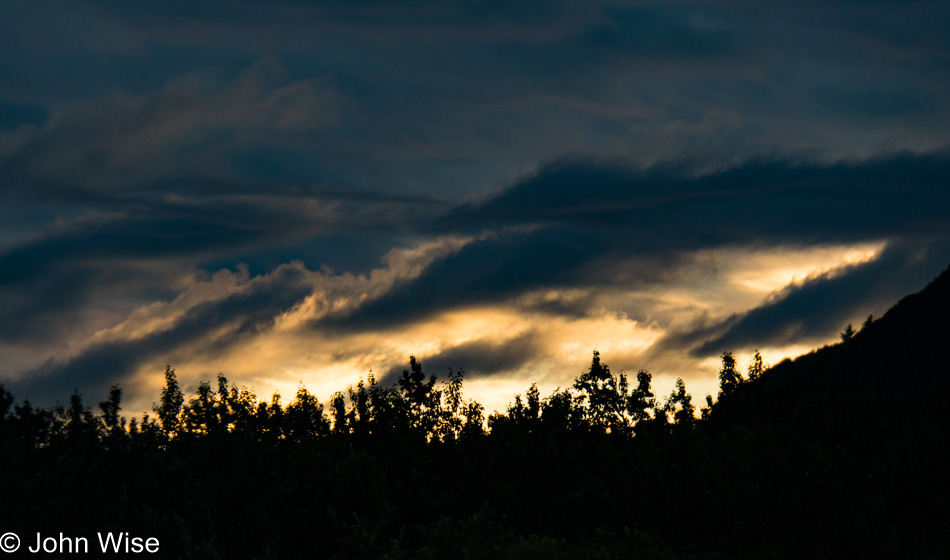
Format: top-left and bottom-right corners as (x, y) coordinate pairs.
(1, 2), (948, 421)
(95, 240), (907, 416)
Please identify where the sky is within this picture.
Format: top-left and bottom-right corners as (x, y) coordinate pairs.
(1, 0), (949, 415)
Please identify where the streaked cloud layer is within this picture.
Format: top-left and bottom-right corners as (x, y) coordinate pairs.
(1, 1), (949, 413)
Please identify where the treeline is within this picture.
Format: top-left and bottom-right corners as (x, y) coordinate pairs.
(0, 322), (945, 560)
(0, 349), (761, 451)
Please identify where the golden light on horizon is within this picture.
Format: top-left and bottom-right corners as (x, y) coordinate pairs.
(114, 240), (894, 418)
(726, 242), (885, 294)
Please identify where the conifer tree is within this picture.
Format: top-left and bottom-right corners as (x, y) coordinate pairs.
(841, 323), (856, 341)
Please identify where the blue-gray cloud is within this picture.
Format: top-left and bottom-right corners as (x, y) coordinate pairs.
(442, 152), (950, 242)
(8, 262), (317, 403)
(4, 1), (950, 197)
(2, 1), (950, 406)
(321, 152), (950, 330)
(653, 238), (950, 357)
(377, 330), (544, 386)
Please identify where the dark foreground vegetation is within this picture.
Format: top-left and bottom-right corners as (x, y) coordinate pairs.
(2, 267), (950, 559)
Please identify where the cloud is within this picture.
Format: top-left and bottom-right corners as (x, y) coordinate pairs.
(652, 237), (950, 358)
(4, 148), (949, 410)
(8, 261), (312, 400)
(325, 223), (700, 332)
(1, 1), (949, 417)
(7, 0), (949, 196)
(0, 195), (338, 344)
(444, 151), (950, 240)
(5, 238), (470, 403)
(310, 152), (950, 330)
(50, 2), (633, 49)
(0, 57), (341, 201)
(376, 329), (544, 386)
(0, 54), (442, 347)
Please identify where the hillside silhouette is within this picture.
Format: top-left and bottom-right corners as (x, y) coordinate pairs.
(696, 264), (950, 559)
(751, 259), (949, 393)
(1, 265), (949, 558)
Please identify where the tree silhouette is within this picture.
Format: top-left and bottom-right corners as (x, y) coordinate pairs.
(627, 369), (656, 429)
(330, 390), (348, 435)
(459, 399), (485, 439)
(286, 385), (330, 441)
(573, 350), (631, 434)
(4, 256), (949, 560)
(718, 351), (743, 398)
(98, 384), (126, 445)
(181, 378), (228, 437)
(840, 322), (856, 342)
(255, 392), (284, 443)
(504, 383), (541, 431)
(700, 394), (714, 420)
(440, 370), (462, 440)
(539, 387), (580, 433)
(398, 356), (441, 439)
(154, 365), (184, 437)
(0, 383), (13, 419)
(64, 389), (98, 444)
(747, 350), (767, 381)
(345, 377), (372, 437)
(666, 378), (695, 427)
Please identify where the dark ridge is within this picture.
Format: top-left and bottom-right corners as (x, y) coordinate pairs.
(725, 262), (950, 406)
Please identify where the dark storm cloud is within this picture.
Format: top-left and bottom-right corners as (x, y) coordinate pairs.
(0, 50), (439, 344)
(330, 228), (599, 329)
(51, 1), (678, 49)
(442, 152), (950, 243)
(5, 0), (946, 193)
(377, 330), (543, 386)
(315, 152), (950, 329)
(0, 211), (263, 341)
(326, 225), (691, 331)
(2, 0), (950, 406)
(0, 184), (430, 344)
(9, 262), (316, 404)
(654, 238), (950, 358)
(16, 149), (946, 403)
(0, 56), (342, 202)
